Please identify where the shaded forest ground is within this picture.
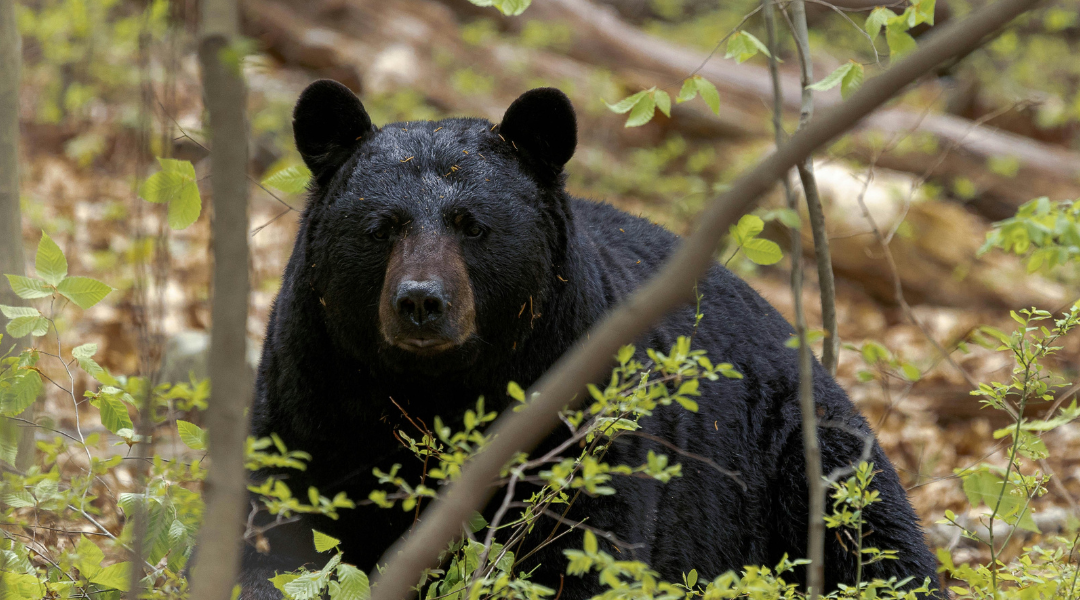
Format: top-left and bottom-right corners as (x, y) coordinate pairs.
(12, 0), (1080, 571)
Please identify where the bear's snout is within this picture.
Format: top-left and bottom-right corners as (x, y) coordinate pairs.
(395, 279), (447, 328)
(378, 231), (477, 356)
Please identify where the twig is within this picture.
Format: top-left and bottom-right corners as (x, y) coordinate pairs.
(620, 430), (745, 490)
(852, 167), (980, 392)
(785, 0), (840, 377)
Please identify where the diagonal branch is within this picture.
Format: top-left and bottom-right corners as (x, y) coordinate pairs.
(370, 3), (1044, 599)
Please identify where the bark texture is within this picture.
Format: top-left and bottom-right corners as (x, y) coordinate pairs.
(189, 15), (253, 600)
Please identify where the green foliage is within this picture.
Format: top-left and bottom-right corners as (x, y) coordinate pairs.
(606, 87), (670, 128)
(980, 197), (1080, 275)
(807, 61), (865, 100)
(728, 215), (782, 266)
(355, 336), (742, 600)
(937, 302), (1080, 597)
(269, 533), (371, 600)
(2, 232), (114, 338)
(139, 158), (204, 230)
(725, 30), (771, 64)
(262, 162), (314, 195)
(676, 76), (721, 115)
(17, 0), (170, 128)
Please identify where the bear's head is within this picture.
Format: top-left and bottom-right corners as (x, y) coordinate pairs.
(291, 80), (577, 375)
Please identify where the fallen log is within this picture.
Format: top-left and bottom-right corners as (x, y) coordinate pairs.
(490, 0), (1080, 215)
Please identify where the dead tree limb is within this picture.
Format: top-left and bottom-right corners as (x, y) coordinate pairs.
(188, 3), (253, 599)
(370, 3), (1043, 599)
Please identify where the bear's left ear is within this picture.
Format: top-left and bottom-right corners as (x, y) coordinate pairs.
(498, 88), (577, 180)
(293, 79), (375, 186)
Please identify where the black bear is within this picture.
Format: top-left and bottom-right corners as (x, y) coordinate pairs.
(239, 80), (939, 599)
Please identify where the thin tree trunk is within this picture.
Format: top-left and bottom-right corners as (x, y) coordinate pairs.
(368, 2), (1040, 599)
(0, 0), (34, 473)
(762, 2), (824, 597)
(787, 0), (839, 377)
(188, 2), (252, 598)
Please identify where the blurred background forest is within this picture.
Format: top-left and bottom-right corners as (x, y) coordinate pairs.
(4, 0), (1080, 593)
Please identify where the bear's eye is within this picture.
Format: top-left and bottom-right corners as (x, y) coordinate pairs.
(465, 223), (484, 238)
(372, 227), (390, 241)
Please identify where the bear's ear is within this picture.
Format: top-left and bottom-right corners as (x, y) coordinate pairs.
(497, 88), (577, 180)
(293, 80), (375, 186)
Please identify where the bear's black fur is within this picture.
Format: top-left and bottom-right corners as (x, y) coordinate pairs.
(239, 81), (939, 599)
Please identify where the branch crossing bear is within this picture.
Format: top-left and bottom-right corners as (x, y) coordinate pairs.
(238, 80), (940, 599)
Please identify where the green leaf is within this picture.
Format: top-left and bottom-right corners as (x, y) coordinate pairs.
(72, 343), (118, 386)
(675, 396), (699, 412)
(6, 316), (49, 338)
(653, 90), (671, 118)
(90, 562), (131, 591)
(0, 305), (40, 319)
(139, 171), (185, 204)
(0, 370), (42, 416)
(732, 214), (764, 245)
(582, 530), (598, 554)
(93, 392), (134, 435)
(865, 7), (896, 41)
(35, 232), (67, 286)
(913, 0), (935, 25)
(740, 237), (783, 265)
(466, 511), (488, 533)
(270, 573), (301, 594)
(807, 63), (853, 93)
(676, 78), (698, 103)
(139, 158), (202, 230)
(331, 564), (371, 600)
(1, 487), (35, 507)
(56, 276), (113, 309)
(616, 344), (635, 365)
(840, 62), (864, 100)
(605, 90), (649, 114)
(695, 77), (721, 115)
(5, 275), (52, 299)
(313, 529), (342, 552)
(686, 569), (698, 589)
(177, 420), (208, 451)
(624, 93), (656, 128)
(506, 381), (525, 402)
(167, 176), (202, 230)
(886, 26), (918, 59)
(262, 164), (313, 195)
(725, 31), (771, 64)
(75, 535), (105, 578)
(900, 363), (921, 382)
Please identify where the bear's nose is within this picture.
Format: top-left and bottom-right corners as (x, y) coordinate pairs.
(395, 279), (446, 327)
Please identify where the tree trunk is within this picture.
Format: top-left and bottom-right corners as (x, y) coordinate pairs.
(0, 0), (34, 473)
(188, 1), (252, 597)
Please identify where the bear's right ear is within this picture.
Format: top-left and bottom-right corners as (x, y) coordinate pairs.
(293, 80), (375, 186)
